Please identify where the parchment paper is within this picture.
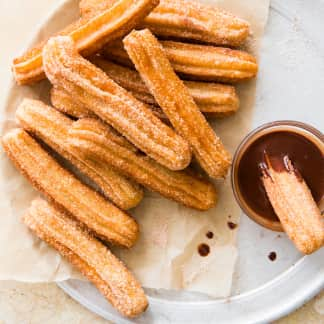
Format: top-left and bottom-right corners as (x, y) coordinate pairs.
(0, 0), (270, 297)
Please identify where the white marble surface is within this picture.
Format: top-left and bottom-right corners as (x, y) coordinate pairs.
(0, 0), (323, 323)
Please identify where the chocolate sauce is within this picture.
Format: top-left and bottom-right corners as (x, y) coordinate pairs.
(206, 231), (214, 239)
(227, 222), (237, 230)
(263, 154), (303, 181)
(198, 243), (210, 256)
(268, 251), (277, 261)
(237, 131), (324, 221)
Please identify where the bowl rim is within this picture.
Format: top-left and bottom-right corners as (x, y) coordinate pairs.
(231, 119), (324, 231)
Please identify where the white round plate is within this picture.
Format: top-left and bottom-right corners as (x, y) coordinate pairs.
(7, 0), (324, 322)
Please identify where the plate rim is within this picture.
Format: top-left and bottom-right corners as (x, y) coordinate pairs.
(58, 250), (324, 323)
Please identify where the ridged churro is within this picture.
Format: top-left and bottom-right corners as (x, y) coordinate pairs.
(91, 56), (157, 106)
(141, 0), (250, 46)
(69, 118), (218, 210)
(80, 0), (250, 46)
(16, 99), (143, 210)
(260, 154), (324, 254)
(91, 57), (239, 117)
(104, 39), (258, 82)
(24, 198), (148, 317)
(51, 87), (97, 119)
(124, 29), (231, 178)
(80, 0), (109, 15)
(43, 36), (191, 171)
(12, 0), (159, 85)
(2, 128), (138, 247)
(51, 86), (167, 121)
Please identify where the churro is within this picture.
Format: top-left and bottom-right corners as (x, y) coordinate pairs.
(142, 0), (250, 46)
(69, 118), (218, 210)
(24, 198), (147, 317)
(80, 0), (108, 15)
(43, 36), (191, 171)
(51, 86), (166, 121)
(91, 57), (239, 117)
(124, 29), (231, 178)
(260, 154), (324, 254)
(16, 99), (143, 210)
(51, 87), (97, 119)
(104, 39), (258, 82)
(2, 128), (138, 247)
(12, 0), (159, 85)
(80, 0), (250, 46)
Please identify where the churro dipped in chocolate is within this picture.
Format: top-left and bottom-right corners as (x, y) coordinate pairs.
(80, 0), (250, 46)
(260, 154), (324, 254)
(12, 0), (159, 85)
(2, 128), (138, 247)
(24, 198), (148, 317)
(16, 99), (143, 210)
(43, 36), (191, 171)
(104, 39), (258, 83)
(69, 118), (218, 210)
(124, 29), (231, 178)
(91, 57), (239, 117)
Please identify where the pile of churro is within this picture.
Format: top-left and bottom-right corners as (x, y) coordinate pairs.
(4, 0), (258, 317)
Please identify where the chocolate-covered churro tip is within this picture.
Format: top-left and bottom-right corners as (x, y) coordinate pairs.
(259, 151), (303, 182)
(269, 154), (303, 181)
(259, 160), (272, 180)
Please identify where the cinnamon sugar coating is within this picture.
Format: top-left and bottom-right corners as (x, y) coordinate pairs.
(12, 0), (159, 84)
(51, 87), (97, 119)
(16, 99), (143, 210)
(91, 57), (239, 117)
(24, 198), (148, 317)
(124, 29), (231, 178)
(261, 155), (324, 254)
(2, 129), (138, 247)
(104, 39), (258, 83)
(80, 0), (250, 46)
(43, 36), (192, 171)
(69, 118), (218, 210)
(51, 86), (167, 121)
